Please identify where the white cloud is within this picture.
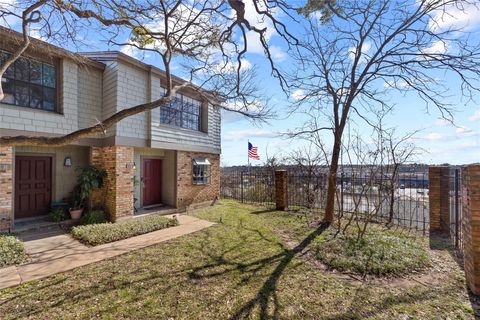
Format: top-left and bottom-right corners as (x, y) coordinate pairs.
(348, 42), (372, 64)
(469, 110), (480, 122)
(269, 45), (287, 62)
(423, 132), (444, 141)
(120, 42), (145, 60)
(428, 2), (480, 31)
(291, 89), (305, 101)
(422, 40), (450, 55)
(383, 79), (410, 90)
(214, 59), (252, 74)
(0, 0), (19, 26)
(238, 1), (287, 60)
(434, 118), (451, 127)
(455, 126), (472, 134)
(309, 11), (324, 21)
(28, 28), (47, 41)
(221, 100), (265, 124)
(223, 128), (277, 142)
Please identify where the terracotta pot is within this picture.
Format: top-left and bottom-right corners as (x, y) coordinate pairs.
(69, 208), (84, 220)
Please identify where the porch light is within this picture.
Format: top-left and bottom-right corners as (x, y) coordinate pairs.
(126, 162), (136, 170)
(64, 157), (72, 167)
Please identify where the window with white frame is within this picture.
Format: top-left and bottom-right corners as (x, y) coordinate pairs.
(192, 157), (210, 185)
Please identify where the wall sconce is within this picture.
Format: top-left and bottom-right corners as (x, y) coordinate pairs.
(64, 157), (72, 167)
(126, 162), (136, 170)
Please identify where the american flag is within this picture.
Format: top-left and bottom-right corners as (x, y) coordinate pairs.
(248, 142), (260, 160)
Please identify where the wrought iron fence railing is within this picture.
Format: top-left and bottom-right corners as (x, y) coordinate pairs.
(449, 167), (463, 251)
(221, 168), (429, 232)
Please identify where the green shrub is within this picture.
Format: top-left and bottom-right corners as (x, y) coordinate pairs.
(81, 210), (108, 225)
(313, 225), (430, 276)
(49, 207), (66, 223)
(0, 234), (29, 267)
(71, 215), (179, 246)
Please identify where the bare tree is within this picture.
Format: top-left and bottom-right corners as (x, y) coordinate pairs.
(287, 144), (327, 211)
(383, 129), (422, 225)
(290, 0), (480, 223)
(0, 0), (330, 146)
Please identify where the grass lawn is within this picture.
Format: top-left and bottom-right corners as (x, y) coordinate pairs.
(0, 200), (476, 319)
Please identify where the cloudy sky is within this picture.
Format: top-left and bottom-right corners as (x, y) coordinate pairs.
(218, 1), (480, 166)
(2, 0), (479, 166)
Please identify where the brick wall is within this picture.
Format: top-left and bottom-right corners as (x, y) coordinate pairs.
(461, 164), (480, 295)
(275, 170), (287, 210)
(176, 151), (220, 209)
(429, 166), (450, 234)
(0, 147), (13, 231)
(90, 146), (134, 221)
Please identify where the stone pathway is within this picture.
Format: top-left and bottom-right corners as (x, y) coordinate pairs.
(0, 214), (215, 290)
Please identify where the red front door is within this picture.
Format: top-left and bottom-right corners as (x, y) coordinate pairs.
(143, 159), (162, 206)
(15, 156), (52, 219)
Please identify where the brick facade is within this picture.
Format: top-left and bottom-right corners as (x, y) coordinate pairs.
(90, 146), (134, 221)
(429, 166), (450, 234)
(461, 165), (480, 295)
(0, 147), (13, 231)
(275, 170), (287, 210)
(176, 151), (220, 209)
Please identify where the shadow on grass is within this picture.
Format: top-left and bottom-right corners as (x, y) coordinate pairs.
(187, 217), (329, 320)
(1, 208), (476, 319)
(229, 222), (329, 319)
(250, 208), (278, 215)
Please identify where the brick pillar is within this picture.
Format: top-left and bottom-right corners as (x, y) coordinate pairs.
(462, 165), (480, 295)
(90, 146), (134, 221)
(429, 166), (450, 234)
(90, 147), (105, 209)
(0, 147), (14, 232)
(275, 170), (287, 211)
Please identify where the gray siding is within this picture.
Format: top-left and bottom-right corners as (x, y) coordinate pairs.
(101, 61), (118, 137)
(112, 60), (221, 154)
(151, 103), (221, 153)
(115, 62), (148, 140)
(78, 66), (103, 129)
(0, 54), (221, 154)
(0, 60), (103, 135)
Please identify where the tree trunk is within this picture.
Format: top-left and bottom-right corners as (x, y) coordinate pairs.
(324, 135), (342, 223)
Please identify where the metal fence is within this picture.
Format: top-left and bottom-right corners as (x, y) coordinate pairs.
(221, 168), (430, 232)
(220, 169), (276, 208)
(449, 167), (463, 251)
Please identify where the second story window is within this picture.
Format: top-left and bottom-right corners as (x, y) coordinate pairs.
(160, 94), (202, 131)
(0, 51), (57, 112)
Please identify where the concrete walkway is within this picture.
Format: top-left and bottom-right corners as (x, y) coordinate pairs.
(0, 214), (215, 290)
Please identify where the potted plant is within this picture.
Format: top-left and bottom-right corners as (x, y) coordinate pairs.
(69, 166), (107, 220)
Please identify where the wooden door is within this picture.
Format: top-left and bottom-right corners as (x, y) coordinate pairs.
(15, 156), (52, 219)
(143, 159), (162, 206)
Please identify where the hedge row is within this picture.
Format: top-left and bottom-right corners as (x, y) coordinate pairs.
(71, 215), (179, 246)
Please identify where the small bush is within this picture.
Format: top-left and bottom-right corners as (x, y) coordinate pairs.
(313, 225), (430, 276)
(0, 234), (29, 267)
(81, 210), (108, 225)
(49, 207), (66, 223)
(71, 215), (179, 246)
